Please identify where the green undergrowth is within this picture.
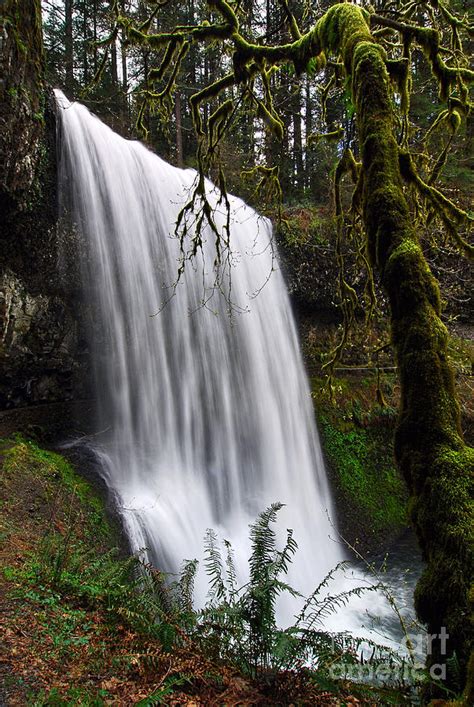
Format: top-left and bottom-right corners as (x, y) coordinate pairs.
(311, 375), (409, 550)
(0, 435), (434, 705)
(0, 436), (177, 703)
(0, 435), (111, 547)
(305, 324), (472, 551)
(279, 205), (333, 247)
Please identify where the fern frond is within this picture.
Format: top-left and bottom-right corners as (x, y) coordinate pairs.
(294, 561), (351, 626)
(302, 584), (382, 633)
(178, 558), (198, 611)
(273, 527), (298, 577)
(204, 528), (226, 603)
(223, 539), (238, 601)
(249, 502), (283, 588)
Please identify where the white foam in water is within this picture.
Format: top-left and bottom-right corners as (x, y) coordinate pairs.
(55, 90), (417, 648)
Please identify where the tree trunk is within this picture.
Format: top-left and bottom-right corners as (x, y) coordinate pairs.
(0, 0), (45, 204)
(292, 82), (304, 194)
(175, 91), (184, 168)
(82, 1), (88, 85)
(318, 5), (473, 696)
(64, 0), (74, 92)
(121, 40), (128, 117)
(110, 34), (118, 89)
(92, 0), (98, 75)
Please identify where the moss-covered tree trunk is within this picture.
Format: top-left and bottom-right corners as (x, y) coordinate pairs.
(0, 0), (45, 208)
(320, 4), (473, 696)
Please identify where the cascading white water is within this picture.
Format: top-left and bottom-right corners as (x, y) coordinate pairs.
(55, 91), (418, 638)
(55, 89), (344, 613)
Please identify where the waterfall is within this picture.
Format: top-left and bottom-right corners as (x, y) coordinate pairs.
(55, 90), (351, 620)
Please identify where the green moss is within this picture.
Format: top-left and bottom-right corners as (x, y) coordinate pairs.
(3, 435), (112, 543)
(316, 3), (371, 64)
(311, 375), (408, 544)
(0, 435), (183, 704)
(317, 412), (407, 536)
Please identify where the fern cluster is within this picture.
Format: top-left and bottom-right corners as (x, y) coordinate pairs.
(24, 531), (178, 648)
(165, 502), (417, 693)
(26, 501), (427, 698)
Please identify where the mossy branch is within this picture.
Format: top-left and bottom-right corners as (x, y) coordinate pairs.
(399, 151), (474, 258)
(149, 38), (182, 84)
(241, 165), (283, 216)
(307, 126), (344, 146)
(322, 148), (361, 376)
(278, 0), (302, 41)
(126, 22), (233, 50)
(370, 13), (474, 99)
(189, 73), (236, 137)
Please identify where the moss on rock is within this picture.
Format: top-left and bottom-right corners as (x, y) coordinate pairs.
(312, 375), (408, 553)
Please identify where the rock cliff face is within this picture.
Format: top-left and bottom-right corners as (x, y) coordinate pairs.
(0, 1), (91, 420)
(0, 269), (89, 409)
